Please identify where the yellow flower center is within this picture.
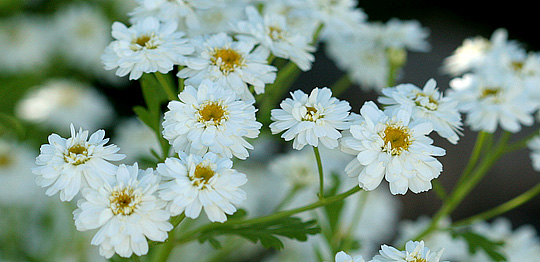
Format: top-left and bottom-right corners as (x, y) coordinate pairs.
(268, 26), (284, 40)
(480, 86), (501, 100)
(198, 101), (228, 126)
(191, 163), (215, 188)
(381, 124), (412, 155)
(211, 48), (244, 74)
(511, 60), (524, 72)
(110, 186), (141, 216)
(302, 106), (321, 122)
(64, 144), (90, 165)
(414, 92), (438, 111)
(131, 34), (158, 51)
(0, 154), (11, 167)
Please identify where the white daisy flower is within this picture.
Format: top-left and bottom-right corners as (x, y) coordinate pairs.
(162, 80), (261, 160)
(101, 16), (194, 80)
(233, 5), (316, 71)
(371, 240), (446, 262)
(379, 79), (463, 144)
(381, 18), (431, 52)
(448, 69), (537, 133)
(157, 152), (247, 223)
(306, 0), (367, 39)
(335, 251), (365, 262)
(33, 124), (126, 202)
(177, 32), (277, 101)
(270, 87), (351, 150)
(340, 101), (445, 195)
(73, 163), (172, 259)
(15, 78), (115, 132)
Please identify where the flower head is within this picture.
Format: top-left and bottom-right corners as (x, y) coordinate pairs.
(335, 251), (365, 262)
(340, 101), (445, 195)
(157, 152), (247, 223)
(379, 79), (463, 144)
(162, 80), (261, 160)
(177, 32), (277, 101)
(102, 16), (194, 80)
(73, 163), (172, 258)
(33, 124), (125, 201)
(270, 87), (351, 150)
(372, 240), (446, 262)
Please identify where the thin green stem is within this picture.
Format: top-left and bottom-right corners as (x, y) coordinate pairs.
(273, 185), (303, 212)
(455, 131), (490, 189)
(313, 146), (325, 200)
(452, 181), (540, 227)
(330, 74), (352, 98)
(154, 73), (177, 101)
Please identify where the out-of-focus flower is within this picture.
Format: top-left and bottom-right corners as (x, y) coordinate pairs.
(270, 87), (351, 150)
(371, 240), (445, 262)
(33, 124), (125, 202)
(335, 250), (365, 262)
(113, 117), (162, 165)
(102, 16), (194, 80)
(0, 139), (40, 205)
(157, 152), (247, 223)
(73, 163), (172, 258)
(15, 78), (115, 132)
(129, 0), (216, 30)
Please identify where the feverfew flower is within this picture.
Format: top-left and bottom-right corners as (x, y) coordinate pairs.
(335, 251), (365, 262)
(129, 0), (216, 30)
(157, 152), (247, 222)
(340, 101), (445, 195)
(73, 163), (172, 258)
(448, 69), (536, 133)
(177, 32), (277, 101)
(0, 139), (40, 205)
(379, 78), (463, 144)
(372, 240), (445, 262)
(162, 80), (261, 160)
(233, 6), (316, 71)
(15, 79), (115, 132)
(33, 124), (125, 202)
(270, 87), (351, 150)
(102, 16), (194, 80)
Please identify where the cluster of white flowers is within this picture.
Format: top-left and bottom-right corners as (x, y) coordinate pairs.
(335, 240), (445, 262)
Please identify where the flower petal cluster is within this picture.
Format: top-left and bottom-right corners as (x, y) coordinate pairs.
(233, 6), (316, 71)
(33, 124), (126, 202)
(379, 78), (463, 144)
(335, 251), (365, 262)
(162, 80), (262, 160)
(270, 87), (351, 150)
(102, 16), (194, 80)
(157, 152), (247, 223)
(371, 240), (445, 262)
(340, 101), (445, 195)
(528, 134), (540, 172)
(73, 163), (172, 258)
(177, 32), (277, 101)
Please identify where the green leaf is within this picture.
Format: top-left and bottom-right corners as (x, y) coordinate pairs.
(451, 230), (507, 261)
(198, 216), (320, 250)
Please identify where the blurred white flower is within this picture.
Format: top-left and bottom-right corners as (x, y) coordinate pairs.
(0, 14), (54, 74)
(0, 139), (40, 205)
(340, 101), (445, 195)
(371, 240), (445, 262)
(177, 32), (276, 101)
(73, 163), (172, 258)
(129, 0), (216, 30)
(270, 87), (351, 150)
(233, 5), (316, 71)
(162, 80), (261, 160)
(15, 78), (115, 132)
(379, 78), (463, 144)
(528, 135), (540, 172)
(335, 250), (365, 262)
(113, 117), (163, 165)
(157, 152), (247, 223)
(33, 124), (125, 202)
(102, 16), (194, 80)
(307, 0), (367, 39)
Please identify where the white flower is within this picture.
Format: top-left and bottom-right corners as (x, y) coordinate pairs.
(528, 135), (540, 172)
(306, 0), (367, 39)
(33, 124), (126, 202)
(381, 19), (431, 52)
(177, 32), (277, 101)
(157, 152), (247, 223)
(335, 251), (365, 262)
(448, 69), (537, 133)
(340, 101), (445, 195)
(15, 79), (115, 132)
(233, 6), (316, 71)
(372, 240), (446, 262)
(0, 140), (41, 205)
(270, 87), (351, 150)
(162, 80), (262, 160)
(73, 163), (172, 259)
(379, 79), (463, 144)
(102, 16), (194, 80)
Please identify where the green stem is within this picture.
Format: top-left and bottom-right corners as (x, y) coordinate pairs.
(410, 131), (510, 243)
(273, 185), (303, 212)
(154, 73), (177, 101)
(455, 131), (490, 189)
(313, 146), (325, 200)
(452, 181), (540, 227)
(330, 74), (352, 97)
(177, 186), (363, 245)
